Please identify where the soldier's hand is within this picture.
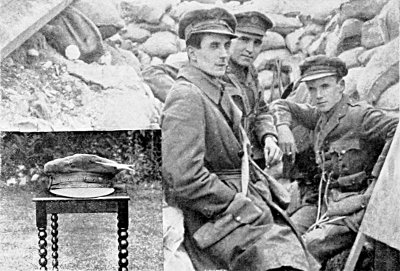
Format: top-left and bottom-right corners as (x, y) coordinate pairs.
(264, 136), (283, 168)
(277, 125), (297, 162)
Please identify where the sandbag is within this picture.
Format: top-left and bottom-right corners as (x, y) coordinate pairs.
(357, 37), (399, 103)
(72, 0), (125, 39)
(253, 48), (291, 71)
(261, 31), (286, 51)
(120, 23), (151, 43)
(41, 6), (104, 63)
(140, 31), (179, 58)
(338, 47), (365, 69)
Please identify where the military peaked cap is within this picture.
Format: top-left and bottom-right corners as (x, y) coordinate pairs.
(178, 7), (237, 40)
(299, 55), (348, 82)
(234, 11), (273, 37)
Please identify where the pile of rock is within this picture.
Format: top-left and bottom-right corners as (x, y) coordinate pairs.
(111, 0), (398, 115)
(2, 0), (398, 132)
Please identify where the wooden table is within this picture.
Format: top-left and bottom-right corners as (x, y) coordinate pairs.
(32, 187), (130, 271)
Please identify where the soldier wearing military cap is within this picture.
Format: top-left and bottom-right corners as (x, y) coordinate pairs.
(162, 7), (315, 271)
(269, 55), (398, 264)
(223, 11), (279, 168)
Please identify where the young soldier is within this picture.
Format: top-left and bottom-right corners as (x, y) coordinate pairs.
(161, 7), (317, 271)
(269, 55), (398, 264)
(224, 11), (282, 168)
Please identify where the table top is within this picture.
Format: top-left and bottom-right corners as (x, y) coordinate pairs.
(33, 184), (130, 202)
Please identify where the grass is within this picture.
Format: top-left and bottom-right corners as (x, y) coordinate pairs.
(0, 183), (162, 271)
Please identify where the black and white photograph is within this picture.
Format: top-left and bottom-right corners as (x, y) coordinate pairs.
(0, 0), (399, 270)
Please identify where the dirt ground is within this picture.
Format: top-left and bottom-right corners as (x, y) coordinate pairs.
(0, 183), (162, 271)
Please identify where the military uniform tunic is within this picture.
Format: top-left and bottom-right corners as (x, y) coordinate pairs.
(270, 95), (398, 262)
(162, 65), (317, 271)
(224, 60), (269, 161)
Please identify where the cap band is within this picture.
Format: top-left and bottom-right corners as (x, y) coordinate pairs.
(236, 26), (265, 37)
(185, 20), (235, 40)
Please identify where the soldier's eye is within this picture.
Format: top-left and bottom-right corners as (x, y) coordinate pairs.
(254, 39), (262, 46)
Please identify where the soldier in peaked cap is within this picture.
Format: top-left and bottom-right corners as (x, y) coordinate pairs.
(162, 7), (317, 271)
(223, 11), (280, 169)
(269, 55), (398, 265)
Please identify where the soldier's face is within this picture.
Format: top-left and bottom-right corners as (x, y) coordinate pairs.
(189, 33), (231, 77)
(230, 31), (262, 67)
(306, 76), (344, 113)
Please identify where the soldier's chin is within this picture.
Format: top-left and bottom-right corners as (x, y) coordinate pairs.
(208, 68), (226, 77)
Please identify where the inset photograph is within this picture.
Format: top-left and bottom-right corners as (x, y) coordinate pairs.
(0, 130), (162, 271)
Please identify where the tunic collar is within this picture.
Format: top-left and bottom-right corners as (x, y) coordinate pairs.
(177, 64), (224, 104)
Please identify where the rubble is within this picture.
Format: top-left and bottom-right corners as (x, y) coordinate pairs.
(1, 0), (398, 133)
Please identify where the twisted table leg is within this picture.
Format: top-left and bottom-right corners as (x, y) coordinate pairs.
(118, 201), (129, 271)
(51, 214), (59, 271)
(38, 227), (47, 271)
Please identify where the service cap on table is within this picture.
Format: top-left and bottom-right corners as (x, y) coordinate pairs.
(44, 154), (132, 198)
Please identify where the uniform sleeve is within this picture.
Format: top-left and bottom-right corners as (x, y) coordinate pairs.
(359, 105), (399, 177)
(254, 106), (278, 145)
(269, 99), (320, 130)
(161, 84), (236, 218)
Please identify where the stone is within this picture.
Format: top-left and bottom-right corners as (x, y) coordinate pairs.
(251, 0), (346, 25)
(374, 0), (400, 42)
(285, 28), (305, 54)
(361, 18), (387, 49)
(151, 57), (163, 66)
(357, 37), (399, 103)
(258, 70), (275, 90)
(165, 52), (188, 69)
(72, 0), (125, 39)
(338, 47), (366, 68)
(337, 19), (363, 52)
(120, 0), (179, 24)
(140, 31), (179, 58)
(137, 50), (152, 67)
(260, 31), (286, 51)
(303, 23), (324, 36)
(169, 1), (209, 21)
(343, 67), (365, 100)
(120, 23), (151, 43)
(374, 83), (399, 118)
(253, 48), (292, 71)
(307, 32), (329, 55)
(338, 0), (390, 23)
(267, 13), (303, 36)
(357, 47), (379, 66)
(298, 35), (315, 54)
(325, 25), (341, 56)
(104, 43), (142, 74)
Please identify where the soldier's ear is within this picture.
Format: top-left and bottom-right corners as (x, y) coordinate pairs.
(187, 46), (197, 62)
(338, 78), (345, 93)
